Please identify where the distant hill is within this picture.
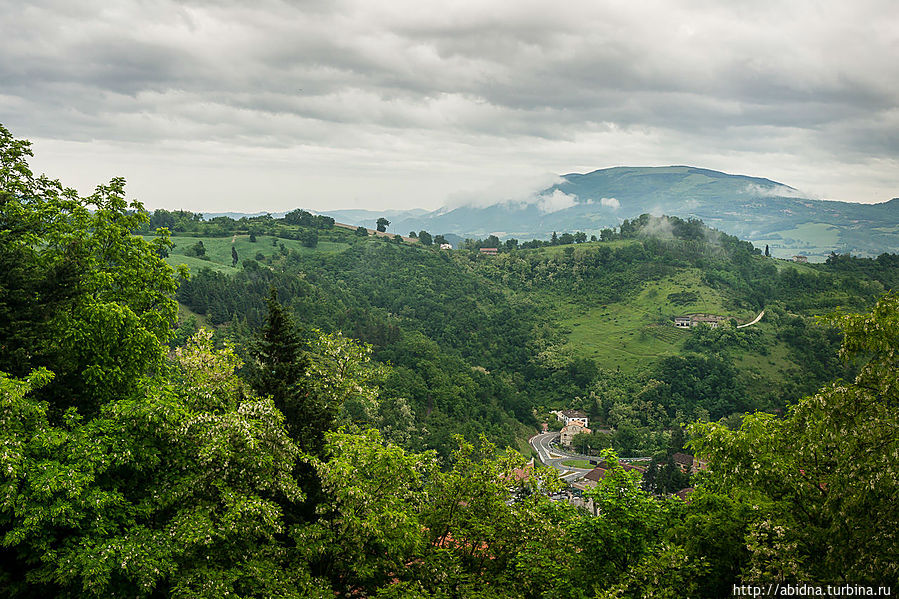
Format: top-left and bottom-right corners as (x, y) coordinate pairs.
(340, 167), (899, 260)
(203, 211), (286, 219)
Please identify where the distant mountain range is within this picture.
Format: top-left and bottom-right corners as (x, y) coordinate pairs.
(324, 166), (899, 260)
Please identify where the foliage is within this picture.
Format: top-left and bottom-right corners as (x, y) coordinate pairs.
(0, 124), (180, 418)
(690, 292), (899, 584)
(0, 331), (319, 597)
(573, 451), (673, 592)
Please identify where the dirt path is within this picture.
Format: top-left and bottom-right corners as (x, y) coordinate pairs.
(737, 310), (765, 328)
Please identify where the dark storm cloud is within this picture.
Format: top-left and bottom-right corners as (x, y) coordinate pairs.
(0, 0), (896, 208)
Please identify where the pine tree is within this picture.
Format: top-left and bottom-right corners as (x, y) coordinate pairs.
(247, 289), (333, 456)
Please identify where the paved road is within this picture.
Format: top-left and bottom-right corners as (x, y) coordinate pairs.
(529, 432), (593, 483)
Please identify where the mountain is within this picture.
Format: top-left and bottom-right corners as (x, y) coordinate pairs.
(342, 166), (899, 260)
(321, 208), (431, 231)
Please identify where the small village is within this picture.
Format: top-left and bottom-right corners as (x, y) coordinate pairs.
(529, 409), (704, 511)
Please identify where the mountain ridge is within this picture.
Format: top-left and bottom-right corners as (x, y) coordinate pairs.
(326, 166), (898, 260)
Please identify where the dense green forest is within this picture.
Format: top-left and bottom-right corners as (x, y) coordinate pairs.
(2, 123), (897, 596)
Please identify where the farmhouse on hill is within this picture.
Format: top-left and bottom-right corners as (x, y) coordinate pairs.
(673, 314), (728, 329)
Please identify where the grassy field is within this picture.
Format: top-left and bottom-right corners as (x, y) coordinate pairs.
(754, 222), (841, 261)
(556, 268), (755, 373)
(730, 322), (798, 384)
(531, 239), (639, 259)
(143, 234), (351, 274)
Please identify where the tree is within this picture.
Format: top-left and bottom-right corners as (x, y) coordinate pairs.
(249, 231), (257, 242)
(417, 230), (432, 246)
(572, 450), (671, 592)
(376, 217), (389, 233)
(355, 226), (368, 236)
(408, 231), (417, 238)
(184, 240), (206, 257)
(433, 234), (447, 246)
(300, 429), (433, 594)
(765, 244), (770, 257)
(0, 124), (179, 416)
(418, 436), (572, 597)
(285, 208), (313, 226)
(231, 245), (239, 266)
(0, 331), (321, 598)
(691, 292), (899, 583)
(246, 290), (320, 450)
(299, 229), (318, 248)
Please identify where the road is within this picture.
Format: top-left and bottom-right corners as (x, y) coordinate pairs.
(529, 432), (593, 483)
(737, 309), (765, 328)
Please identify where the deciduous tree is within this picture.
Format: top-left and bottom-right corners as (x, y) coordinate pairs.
(691, 292), (899, 583)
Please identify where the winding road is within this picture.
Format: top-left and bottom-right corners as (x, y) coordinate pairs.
(737, 309), (765, 328)
(529, 432), (593, 483)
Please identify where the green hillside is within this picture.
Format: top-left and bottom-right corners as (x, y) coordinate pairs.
(163, 211), (899, 460)
(144, 233), (352, 275)
(556, 267), (739, 373)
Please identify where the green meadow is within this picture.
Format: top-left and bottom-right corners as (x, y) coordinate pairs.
(555, 269), (754, 373)
(143, 234), (352, 274)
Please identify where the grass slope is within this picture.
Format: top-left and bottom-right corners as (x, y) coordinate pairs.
(144, 234), (351, 274)
(548, 267), (752, 373)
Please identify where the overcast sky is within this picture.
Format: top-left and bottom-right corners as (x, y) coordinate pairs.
(2, 0), (897, 213)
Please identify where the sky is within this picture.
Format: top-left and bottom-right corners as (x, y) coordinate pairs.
(2, 0), (897, 213)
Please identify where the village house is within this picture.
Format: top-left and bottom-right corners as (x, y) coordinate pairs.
(674, 316), (692, 328)
(479, 247), (498, 255)
(675, 487), (695, 501)
(560, 409), (588, 428)
(439, 243), (452, 250)
(691, 314), (726, 328)
(573, 461), (647, 491)
(560, 423), (590, 448)
(673, 314), (728, 329)
(672, 452), (707, 473)
(792, 255), (808, 263)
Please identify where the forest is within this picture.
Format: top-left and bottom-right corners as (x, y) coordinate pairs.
(1, 122), (897, 596)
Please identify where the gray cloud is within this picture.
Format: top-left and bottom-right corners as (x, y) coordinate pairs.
(0, 0), (897, 210)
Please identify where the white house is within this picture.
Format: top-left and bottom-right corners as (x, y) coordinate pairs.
(560, 409), (588, 428)
(674, 316), (692, 328)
